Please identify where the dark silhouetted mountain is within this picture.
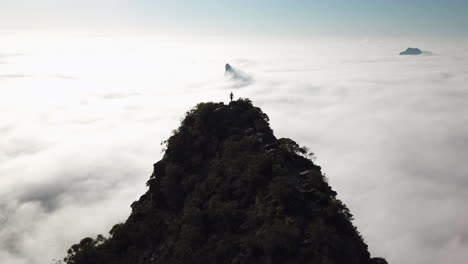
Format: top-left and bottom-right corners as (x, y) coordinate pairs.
(399, 48), (422, 55)
(224, 64), (254, 88)
(225, 63), (233, 73)
(63, 99), (387, 264)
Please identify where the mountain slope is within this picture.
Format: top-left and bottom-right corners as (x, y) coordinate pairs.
(63, 99), (387, 264)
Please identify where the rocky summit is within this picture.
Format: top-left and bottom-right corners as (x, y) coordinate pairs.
(63, 99), (387, 264)
(399, 47), (422, 55)
(225, 63), (233, 73)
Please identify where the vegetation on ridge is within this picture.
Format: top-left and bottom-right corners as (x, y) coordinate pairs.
(62, 98), (387, 264)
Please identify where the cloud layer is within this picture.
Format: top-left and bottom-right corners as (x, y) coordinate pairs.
(1, 35), (468, 264)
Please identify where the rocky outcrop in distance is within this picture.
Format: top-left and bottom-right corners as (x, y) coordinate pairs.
(399, 47), (422, 55)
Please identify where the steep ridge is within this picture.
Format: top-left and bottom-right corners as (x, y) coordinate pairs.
(63, 99), (387, 264)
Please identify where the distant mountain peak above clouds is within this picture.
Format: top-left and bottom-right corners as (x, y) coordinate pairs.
(225, 63), (233, 73)
(224, 63), (254, 88)
(399, 48), (422, 55)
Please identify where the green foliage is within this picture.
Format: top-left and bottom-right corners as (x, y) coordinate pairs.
(64, 235), (106, 264)
(63, 98), (385, 264)
(277, 138), (309, 157)
(256, 219), (301, 259)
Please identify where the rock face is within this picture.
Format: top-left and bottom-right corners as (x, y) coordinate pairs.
(63, 99), (387, 264)
(399, 47), (422, 55)
(225, 63), (233, 73)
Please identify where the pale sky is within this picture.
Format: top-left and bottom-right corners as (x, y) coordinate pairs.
(1, 0), (468, 37)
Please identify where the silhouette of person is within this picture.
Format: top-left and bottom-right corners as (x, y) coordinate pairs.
(230, 92), (234, 102)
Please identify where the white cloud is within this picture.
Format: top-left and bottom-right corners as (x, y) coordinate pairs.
(0, 34), (468, 264)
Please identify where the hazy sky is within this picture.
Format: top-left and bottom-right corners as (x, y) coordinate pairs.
(1, 2), (468, 264)
(1, 0), (468, 37)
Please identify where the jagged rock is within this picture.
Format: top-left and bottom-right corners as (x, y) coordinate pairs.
(225, 63), (233, 73)
(63, 99), (387, 264)
(399, 47), (422, 55)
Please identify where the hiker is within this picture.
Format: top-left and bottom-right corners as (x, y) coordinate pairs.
(230, 92), (234, 102)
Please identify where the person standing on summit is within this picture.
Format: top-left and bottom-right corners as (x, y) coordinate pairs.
(230, 92), (234, 102)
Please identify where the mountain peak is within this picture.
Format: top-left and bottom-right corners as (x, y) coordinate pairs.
(225, 63), (233, 73)
(63, 99), (387, 264)
(399, 47), (422, 55)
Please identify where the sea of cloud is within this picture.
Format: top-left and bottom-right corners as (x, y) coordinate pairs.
(0, 33), (467, 264)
